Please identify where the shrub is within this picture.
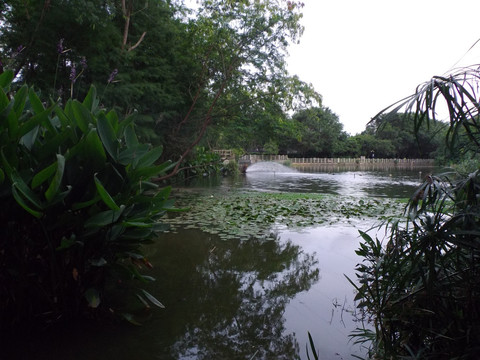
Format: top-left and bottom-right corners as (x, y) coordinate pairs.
(0, 70), (174, 331)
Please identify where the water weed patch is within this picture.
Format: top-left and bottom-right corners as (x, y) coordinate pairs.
(166, 191), (406, 240)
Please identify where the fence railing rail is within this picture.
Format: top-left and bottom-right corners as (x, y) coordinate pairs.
(238, 154), (435, 166)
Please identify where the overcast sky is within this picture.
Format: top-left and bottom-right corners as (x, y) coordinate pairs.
(286, 0), (480, 134)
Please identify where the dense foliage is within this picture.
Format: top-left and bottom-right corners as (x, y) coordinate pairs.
(0, 71), (173, 331)
(350, 65), (480, 358)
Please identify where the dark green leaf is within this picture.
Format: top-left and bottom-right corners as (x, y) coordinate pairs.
(13, 85), (28, 118)
(45, 154), (65, 202)
(82, 85), (97, 112)
(94, 174), (120, 210)
(84, 205), (125, 228)
(28, 87), (45, 115)
(97, 112), (118, 160)
(12, 184), (43, 218)
(137, 146), (163, 168)
(71, 100), (92, 133)
(0, 70), (13, 91)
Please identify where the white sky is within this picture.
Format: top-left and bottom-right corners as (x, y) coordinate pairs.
(286, 0), (480, 134)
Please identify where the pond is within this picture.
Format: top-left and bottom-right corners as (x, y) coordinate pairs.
(9, 164), (439, 360)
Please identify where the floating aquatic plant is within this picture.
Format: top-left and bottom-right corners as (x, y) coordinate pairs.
(165, 191), (407, 240)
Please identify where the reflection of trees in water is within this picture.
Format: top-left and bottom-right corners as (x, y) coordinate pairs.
(152, 230), (319, 359)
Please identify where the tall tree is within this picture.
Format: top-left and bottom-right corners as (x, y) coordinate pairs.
(285, 106), (344, 157)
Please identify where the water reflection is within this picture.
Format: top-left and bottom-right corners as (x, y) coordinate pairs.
(9, 229), (319, 360)
(149, 230), (320, 359)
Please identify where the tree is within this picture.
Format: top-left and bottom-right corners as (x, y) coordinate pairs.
(0, 0), (199, 145)
(158, 0), (321, 165)
(285, 106), (344, 157)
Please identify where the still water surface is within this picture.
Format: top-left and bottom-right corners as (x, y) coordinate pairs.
(15, 165), (438, 360)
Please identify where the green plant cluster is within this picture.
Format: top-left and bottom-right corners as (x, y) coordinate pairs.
(180, 146), (223, 179)
(0, 70), (174, 331)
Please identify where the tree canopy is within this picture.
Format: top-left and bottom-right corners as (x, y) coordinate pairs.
(0, 0), (447, 163)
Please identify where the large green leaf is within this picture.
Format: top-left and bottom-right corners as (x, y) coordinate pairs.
(97, 112), (119, 160)
(72, 195), (101, 210)
(117, 113), (136, 141)
(71, 100), (92, 133)
(28, 87), (45, 115)
(85, 128), (107, 166)
(94, 174), (120, 210)
(124, 124), (139, 148)
(19, 125), (39, 150)
(137, 146), (163, 168)
(18, 102), (57, 138)
(32, 161), (57, 189)
(117, 144), (149, 167)
(0, 70), (13, 91)
(10, 171), (44, 210)
(82, 85), (98, 113)
(84, 205), (125, 228)
(129, 161), (175, 182)
(0, 88), (10, 114)
(12, 184), (43, 218)
(13, 85), (28, 118)
(105, 109), (119, 133)
(45, 154), (65, 202)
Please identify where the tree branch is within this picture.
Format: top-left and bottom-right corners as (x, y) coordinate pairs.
(128, 31), (146, 51)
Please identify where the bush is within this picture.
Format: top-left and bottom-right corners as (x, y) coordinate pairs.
(0, 70), (174, 331)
